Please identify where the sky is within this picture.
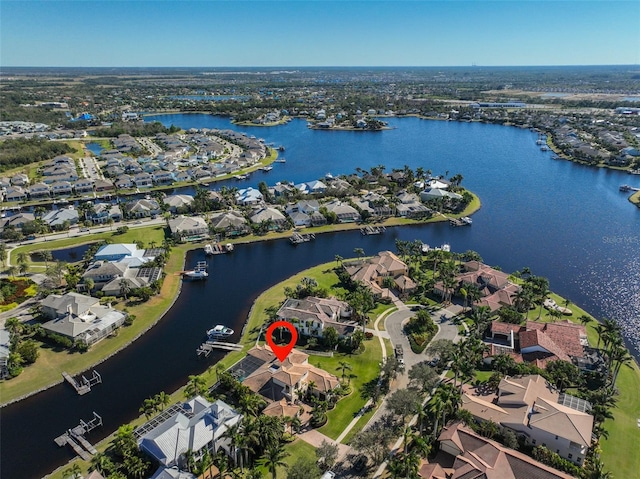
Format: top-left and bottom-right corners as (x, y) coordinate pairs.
(1, 0), (639, 67)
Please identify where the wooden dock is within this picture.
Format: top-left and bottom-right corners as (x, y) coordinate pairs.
(449, 217), (472, 227)
(197, 341), (243, 357)
(54, 412), (102, 460)
(290, 232), (315, 244)
(62, 370), (102, 395)
(361, 225), (386, 235)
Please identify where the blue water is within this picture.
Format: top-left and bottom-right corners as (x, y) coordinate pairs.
(3, 114), (640, 479)
(145, 114), (640, 359)
(85, 142), (103, 156)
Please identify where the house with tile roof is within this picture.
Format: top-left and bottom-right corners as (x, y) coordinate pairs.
(460, 375), (593, 465)
(242, 345), (340, 403)
(168, 215), (209, 241)
(424, 422), (575, 479)
(209, 210), (249, 236)
(344, 250), (416, 298)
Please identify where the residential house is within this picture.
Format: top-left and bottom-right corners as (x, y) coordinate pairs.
(209, 210), (249, 236)
(434, 261), (520, 311)
(100, 267), (162, 297)
(50, 181), (73, 196)
(344, 250), (415, 298)
(420, 187), (462, 201)
(74, 179), (94, 194)
(28, 182), (51, 199)
(123, 198), (161, 218)
(137, 397), (242, 469)
(460, 375), (594, 465)
(94, 243), (152, 264)
(295, 180), (327, 195)
(287, 210), (311, 227)
(163, 194), (194, 213)
(323, 199), (360, 223)
(41, 208), (79, 229)
(10, 173), (30, 186)
(236, 187), (263, 206)
(89, 203), (122, 224)
(153, 171), (175, 185)
(0, 212), (34, 229)
(133, 173), (153, 188)
(40, 292), (127, 346)
(5, 186), (27, 202)
(115, 175), (134, 190)
(168, 215), (209, 241)
(242, 345), (340, 402)
(276, 296), (357, 338)
(426, 422), (574, 479)
(249, 206), (288, 230)
(93, 179), (115, 193)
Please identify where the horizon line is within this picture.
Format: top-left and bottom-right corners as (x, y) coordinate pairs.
(2, 64), (640, 69)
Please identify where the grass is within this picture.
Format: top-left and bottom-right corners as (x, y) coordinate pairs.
(629, 190), (640, 206)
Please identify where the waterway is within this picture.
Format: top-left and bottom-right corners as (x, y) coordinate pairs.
(2, 115), (639, 479)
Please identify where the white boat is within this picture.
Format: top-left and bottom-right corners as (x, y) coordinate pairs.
(184, 268), (208, 280)
(461, 216), (473, 225)
(207, 324), (234, 339)
(204, 244), (214, 255)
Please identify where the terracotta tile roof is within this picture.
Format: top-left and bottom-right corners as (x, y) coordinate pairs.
(490, 322), (523, 336)
(519, 329), (571, 362)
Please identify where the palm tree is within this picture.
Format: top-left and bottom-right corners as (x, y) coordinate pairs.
(337, 361), (353, 385)
(154, 391), (170, 411)
(184, 374), (208, 399)
(223, 422), (244, 469)
(334, 254), (343, 267)
(354, 247), (365, 260)
(0, 243), (6, 267)
(62, 463), (82, 479)
(119, 279), (131, 300)
(39, 250), (53, 268)
(6, 265), (18, 278)
(16, 251), (28, 265)
(260, 443), (289, 479)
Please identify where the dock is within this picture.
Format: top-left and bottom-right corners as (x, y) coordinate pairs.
(449, 217), (472, 227)
(62, 370), (102, 395)
(54, 412), (102, 460)
(290, 232), (315, 244)
(360, 225), (386, 235)
(205, 243), (234, 255)
(197, 340), (243, 357)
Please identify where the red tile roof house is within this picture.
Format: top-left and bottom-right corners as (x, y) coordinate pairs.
(344, 250), (416, 298)
(434, 261), (520, 311)
(486, 320), (587, 368)
(422, 422), (575, 479)
(460, 375), (594, 465)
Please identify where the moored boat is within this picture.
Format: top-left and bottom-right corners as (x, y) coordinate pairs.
(207, 324), (234, 339)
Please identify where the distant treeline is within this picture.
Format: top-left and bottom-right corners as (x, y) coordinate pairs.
(0, 137), (73, 173)
(91, 121), (180, 138)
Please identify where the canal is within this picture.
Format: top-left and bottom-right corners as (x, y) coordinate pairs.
(1, 115), (639, 479)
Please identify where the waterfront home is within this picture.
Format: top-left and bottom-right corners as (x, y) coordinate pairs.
(271, 183), (296, 199)
(82, 261), (128, 286)
(323, 199), (360, 223)
(168, 215), (209, 242)
(427, 423), (575, 479)
(41, 208), (79, 229)
(28, 182), (51, 198)
(295, 180), (327, 195)
(40, 292), (127, 346)
(173, 170), (191, 183)
(89, 202), (122, 224)
(152, 171), (175, 185)
(419, 187), (462, 201)
(93, 178), (116, 193)
(83, 261), (162, 296)
(209, 210), (249, 236)
(434, 261), (519, 310)
(288, 210), (312, 227)
(137, 397), (242, 470)
(4, 186), (27, 202)
(242, 345), (340, 402)
(115, 175), (134, 190)
(73, 179), (94, 194)
(249, 206), (288, 230)
(122, 198), (161, 218)
(276, 296), (357, 338)
(163, 194), (194, 213)
(50, 180), (73, 196)
(345, 250), (415, 298)
(0, 212), (34, 230)
(133, 172), (153, 188)
(460, 375), (593, 465)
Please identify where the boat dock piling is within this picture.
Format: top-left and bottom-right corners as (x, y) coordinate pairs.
(449, 218), (472, 227)
(290, 232), (316, 244)
(360, 225), (386, 235)
(62, 370), (102, 395)
(197, 341), (243, 357)
(54, 412), (102, 460)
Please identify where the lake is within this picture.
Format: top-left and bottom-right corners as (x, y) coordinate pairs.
(1, 114), (638, 479)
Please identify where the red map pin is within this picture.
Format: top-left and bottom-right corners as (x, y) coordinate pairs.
(265, 320), (298, 362)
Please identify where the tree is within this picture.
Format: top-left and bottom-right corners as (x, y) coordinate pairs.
(546, 360), (582, 392)
(0, 243), (6, 267)
(408, 361), (439, 392)
(322, 326), (339, 349)
(84, 277), (94, 293)
(119, 279), (131, 300)
(62, 463), (82, 479)
(287, 456), (320, 479)
(386, 388), (422, 424)
(351, 423), (395, 465)
(113, 424), (137, 458)
(315, 440), (339, 471)
(260, 443), (289, 479)
(337, 360), (353, 385)
(185, 374), (208, 399)
(154, 391), (170, 411)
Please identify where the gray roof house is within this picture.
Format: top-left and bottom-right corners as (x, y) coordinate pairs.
(138, 397), (242, 469)
(249, 207), (288, 228)
(168, 215), (209, 241)
(163, 194), (194, 213)
(40, 292), (127, 346)
(209, 210), (249, 236)
(41, 208), (80, 228)
(323, 199), (360, 223)
(28, 182), (51, 198)
(5, 186), (27, 202)
(51, 181), (73, 196)
(0, 212), (34, 229)
(123, 198), (161, 218)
